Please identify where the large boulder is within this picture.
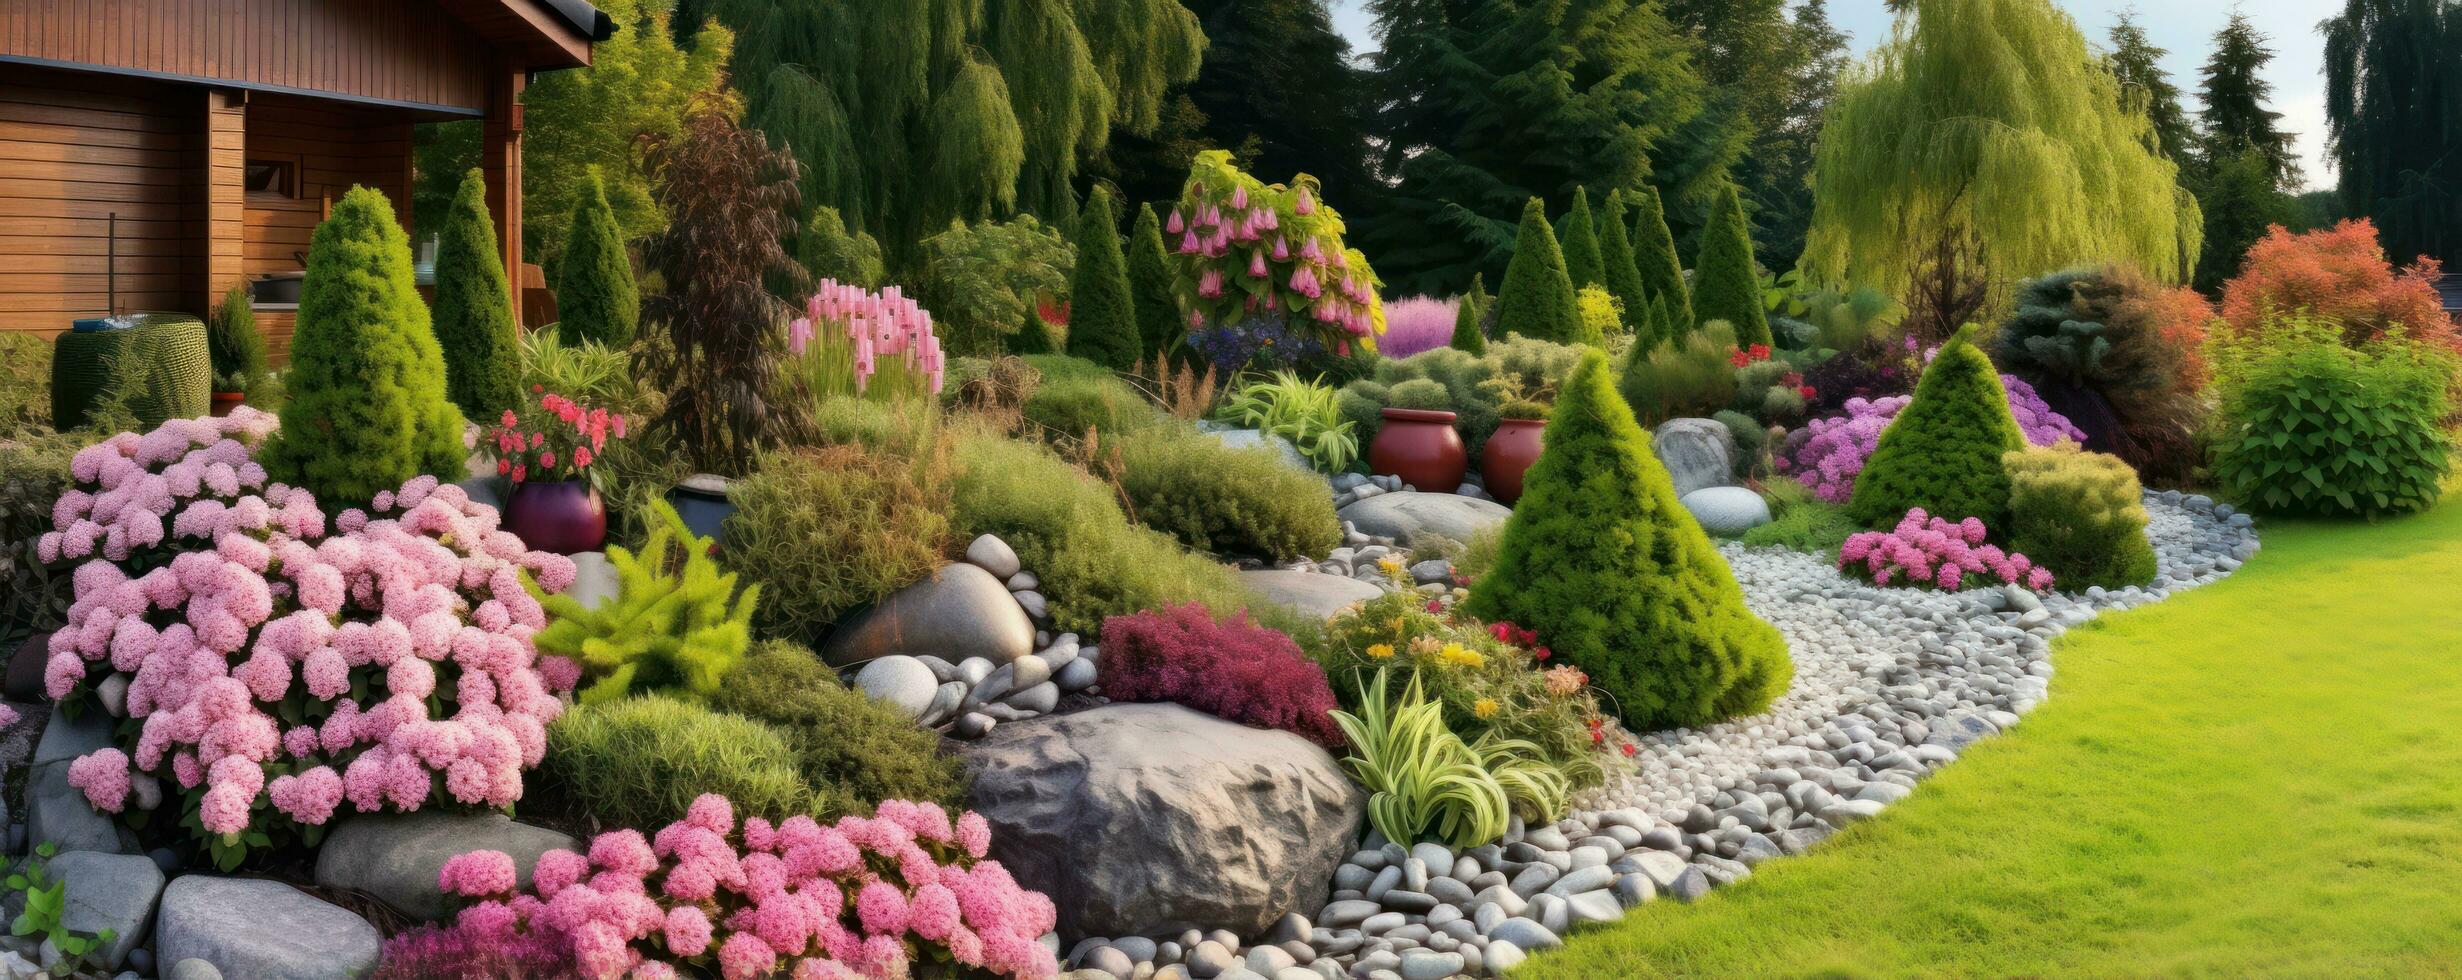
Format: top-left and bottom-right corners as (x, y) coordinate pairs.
(53, 850), (163, 970)
(1336, 491), (1510, 545)
(1680, 486), (1773, 535)
(963, 703), (1363, 940)
(1240, 570), (1383, 621)
(820, 563), (1035, 667)
(1653, 419), (1737, 497)
(155, 876), (381, 980)
(313, 812), (578, 921)
(27, 762), (136, 856)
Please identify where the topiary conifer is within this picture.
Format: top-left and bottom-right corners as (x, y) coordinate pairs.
(1067, 186), (1140, 371)
(1127, 202), (1182, 360)
(1596, 189), (1657, 342)
(1492, 198), (1584, 345)
(1010, 303), (1058, 355)
(263, 186), (465, 504)
(1451, 273), (1489, 355)
(1559, 187), (1606, 289)
(1466, 349), (1792, 731)
(1692, 182), (1771, 348)
(1846, 325), (2030, 529)
(430, 169), (522, 418)
(554, 169), (640, 347)
(1630, 185), (1693, 335)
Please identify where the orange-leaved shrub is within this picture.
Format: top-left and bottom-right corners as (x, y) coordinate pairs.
(2218, 219), (2455, 349)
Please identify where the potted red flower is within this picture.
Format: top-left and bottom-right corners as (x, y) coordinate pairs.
(485, 386), (626, 554)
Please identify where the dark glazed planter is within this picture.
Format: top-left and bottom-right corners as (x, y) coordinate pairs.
(209, 391), (244, 417)
(666, 474), (735, 553)
(505, 479), (606, 555)
(1368, 408), (1467, 493)
(1480, 417), (1547, 505)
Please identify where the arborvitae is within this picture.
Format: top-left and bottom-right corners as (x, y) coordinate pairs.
(1010, 303), (1059, 355)
(1630, 185), (1693, 334)
(1692, 182), (1771, 347)
(430, 169), (522, 418)
(555, 169), (641, 347)
(1491, 198), (1584, 344)
(1451, 272), (1489, 355)
(206, 283), (268, 393)
(263, 187), (465, 503)
(797, 205), (885, 289)
(1126, 202), (1181, 359)
(1596, 189), (1657, 341)
(1559, 187), (1607, 288)
(1466, 349), (1791, 730)
(1845, 325), (2029, 529)
(1066, 186), (1140, 370)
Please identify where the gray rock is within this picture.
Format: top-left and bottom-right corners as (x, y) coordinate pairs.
(1398, 951), (1464, 980)
(1238, 570), (1384, 622)
(1565, 889), (1623, 925)
(1008, 571), (1042, 592)
(1081, 945), (1135, 978)
(921, 682), (968, 726)
(852, 656), (941, 720)
(1202, 428), (1315, 473)
(1335, 491), (1510, 544)
(1653, 418), (1738, 497)
(1056, 658), (1100, 692)
(562, 551), (620, 610)
(1009, 654), (1054, 690)
(1484, 917), (1561, 951)
(167, 959), (221, 980)
(821, 563), (1034, 667)
(1665, 867), (1712, 902)
(1318, 900), (1381, 929)
(1187, 940), (1237, 978)
(27, 762), (134, 855)
(953, 712), (997, 738)
(965, 534), (1023, 579)
(1015, 591), (1051, 622)
(155, 877), (380, 980)
(1003, 681), (1061, 715)
(51, 851), (162, 969)
(962, 704), (1363, 938)
(314, 812), (577, 921)
(32, 710), (112, 768)
(1484, 940), (1526, 972)
(1680, 486), (1773, 535)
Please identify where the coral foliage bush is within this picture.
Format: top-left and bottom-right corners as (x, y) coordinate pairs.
(1097, 602), (1345, 749)
(2217, 220), (2454, 349)
(1838, 509), (2054, 592)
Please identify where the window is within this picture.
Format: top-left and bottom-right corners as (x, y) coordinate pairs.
(244, 160), (295, 198)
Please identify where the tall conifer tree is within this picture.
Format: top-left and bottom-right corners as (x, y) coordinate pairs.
(1491, 198), (1584, 344)
(2105, 12), (2195, 161)
(431, 170), (522, 418)
(1067, 186), (1140, 370)
(1629, 185), (1694, 335)
(1559, 188), (1607, 289)
(1596, 190), (1656, 338)
(1126, 202), (1181, 358)
(1692, 183), (1772, 347)
(2199, 12), (2300, 188)
(2324, 0), (2462, 265)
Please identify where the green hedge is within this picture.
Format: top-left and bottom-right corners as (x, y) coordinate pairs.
(1113, 425), (1340, 561)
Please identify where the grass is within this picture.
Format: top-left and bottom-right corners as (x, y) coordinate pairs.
(1527, 489), (2462, 978)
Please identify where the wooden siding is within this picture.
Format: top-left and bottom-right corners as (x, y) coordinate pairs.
(240, 93), (417, 358)
(0, 0), (498, 112)
(0, 63), (201, 329)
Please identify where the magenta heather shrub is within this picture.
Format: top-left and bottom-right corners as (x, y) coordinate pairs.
(1095, 602), (1345, 749)
(1778, 374), (2084, 503)
(431, 794), (1059, 980)
(1377, 295), (1461, 359)
(37, 410), (580, 860)
(374, 922), (576, 980)
(1838, 508), (2054, 591)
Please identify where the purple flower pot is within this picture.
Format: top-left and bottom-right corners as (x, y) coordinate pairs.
(504, 479), (606, 555)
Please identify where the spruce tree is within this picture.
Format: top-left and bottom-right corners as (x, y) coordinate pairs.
(1451, 273), (1489, 355)
(1559, 187), (1607, 288)
(1491, 198), (1584, 344)
(1595, 189), (1656, 340)
(555, 170), (641, 347)
(2200, 12), (2300, 188)
(1845, 325), (2029, 529)
(1630, 185), (1693, 335)
(2188, 148), (2291, 291)
(2105, 12), (2195, 161)
(797, 205), (885, 288)
(1692, 183), (1771, 347)
(1067, 186), (1139, 370)
(1465, 348), (1792, 730)
(1126, 202), (1181, 359)
(2324, 0), (2460, 266)
(264, 187), (465, 504)
(430, 169), (523, 419)
(1010, 303), (1059, 355)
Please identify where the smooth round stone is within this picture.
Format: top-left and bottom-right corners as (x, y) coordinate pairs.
(1680, 485), (1773, 534)
(852, 656), (940, 720)
(1009, 653), (1053, 690)
(1055, 657), (1099, 692)
(966, 534), (1022, 578)
(953, 712), (996, 738)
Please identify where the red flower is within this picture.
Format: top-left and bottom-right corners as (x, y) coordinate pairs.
(1590, 727), (1605, 745)
(1799, 385), (1818, 399)
(1748, 343), (1771, 361)
(1424, 600), (1443, 613)
(1533, 646), (1551, 661)
(1620, 742), (1637, 757)
(531, 384), (544, 394)
(511, 464), (526, 483)
(1728, 349), (1750, 368)
(496, 459), (511, 476)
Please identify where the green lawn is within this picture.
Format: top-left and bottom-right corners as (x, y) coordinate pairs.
(1527, 493), (2462, 979)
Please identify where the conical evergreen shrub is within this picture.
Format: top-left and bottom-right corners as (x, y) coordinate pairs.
(1559, 188), (1606, 289)
(264, 186), (465, 504)
(554, 170), (640, 347)
(1492, 198), (1584, 345)
(1846, 325), (2030, 529)
(1692, 183), (1770, 348)
(1127, 202), (1182, 359)
(1630, 185), (1693, 336)
(1596, 190), (1656, 342)
(430, 169), (522, 418)
(1067, 186), (1140, 371)
(1451, 273), (1489, 355)
(1466, 349), (1792, 730)
(1010, 304), (1058, 355)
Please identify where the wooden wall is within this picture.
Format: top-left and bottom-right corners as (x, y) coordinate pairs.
(0, 0), (496, 112)
(0, 62), (201, 332)
(242, 94), (415, 359)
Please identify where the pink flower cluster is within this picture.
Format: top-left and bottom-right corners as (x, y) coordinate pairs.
(791, 280), (948, 395)
(1169, 153), (1383, 355)
(1839, 508), (2055, 591)
(1777, 375), (2085, 504)
(434, 794), (1058, 980)
(36, 409), (286, 566)
(42, 415), (581, 842)
(486, 388), (627, 484)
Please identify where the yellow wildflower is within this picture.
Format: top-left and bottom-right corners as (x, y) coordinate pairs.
(1366, 643), (1395, 660)
(1377, 555), (1406, 575)
(1438, 643), (1484, 668)
(1472, 697), (1500, 719)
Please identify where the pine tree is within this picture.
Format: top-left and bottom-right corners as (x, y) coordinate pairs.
(1126, 202), (1181, 358)
(1451, 273), (1489, 355)
(2199, 12), (2300, 189)
(1595, 190), (1656, 339)
(1734, 0), (1851, 272)
(1846, 325), (2029, 529)
(1629, 185), (1694, 335)
(1011, 303), (1059, 355)
(797, 205), (886, 289)
(1067, 186), (1139, 370)
(1491, 198), (1584, 344)
(1558, 187), (1607, 289)
(2105, 12), (2195, 161)
(264, 187), (465, 504)
(2324, 0), (2461, 266)
(2188, 148), (2291, 291)
(1692, 183), (1771, 347)
(430, 169), (523, 419)
(1465, 348), (1791, 730)
(555, 170), (642, 347)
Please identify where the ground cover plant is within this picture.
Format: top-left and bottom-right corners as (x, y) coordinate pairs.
(540, 695), (809, 831)
(1098, 602), (1346, 749)
(708, 641), (970, 819)
(1214, 371), (1359, 472)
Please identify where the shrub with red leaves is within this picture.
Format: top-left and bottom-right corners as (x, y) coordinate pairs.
(2219, 219), (2455, 349)
(1095, 603), (1345, 750)
(372, 923), (576, 980)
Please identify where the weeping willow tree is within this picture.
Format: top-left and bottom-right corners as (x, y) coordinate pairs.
(708, 0), (1201, 264)
(1797, 0), (2202, 305)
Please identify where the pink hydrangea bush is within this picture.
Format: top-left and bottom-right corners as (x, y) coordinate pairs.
(36, 410), (580, 862)
(1778, 374), (2085, 503)
(1838, 508), (2055, 591)
(429, 794), (1059, 980)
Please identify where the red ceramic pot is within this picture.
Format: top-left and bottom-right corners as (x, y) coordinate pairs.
(209, 391), (244, 417)
(1480, 417), (1547, 505)
(1368, 408), (1467, 492)
(505, 479), (607, 555)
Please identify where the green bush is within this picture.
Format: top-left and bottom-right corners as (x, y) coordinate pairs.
(263, 186), (465, 505)
(206, 284), (269, 394)
(1465, 349), (1791, 731)
(1113, 426), (1340, 561)
(1996, 266), (2202, 484)
(2207, 316), (2452, 520)
(1491, 198), (1583, 345)
(797, 204), (885, 290)
(1127, 202), (1182, 359)
(1595, 189), (1656, 338)
(724, 441), (955, 645)
(1009, 306), (1061, 355)
(0, 333), (52, 437)
(532, 500), (757, 705)
(553, 170), (641, 347)
(2003, 443), (2157, 588)
(0, 436), (78, 647)
(915, 214), (1074, 357)
(1385, 378), (1453, 410)
(1576, 286), (1623, 344)
(1692, 182), (1771, 347)
(517, 327), (659, 419)
(1019, 356), (1163, 439)
(541, 695), (809, 829)
(1066, 186), (1140, 371)
(431, 169), (523, 418)
(1214, 371), (1359, 472)
(711, 641), (970, 818)
(1618, 321), (1742, 426)
(1846, 325), (2029, 529)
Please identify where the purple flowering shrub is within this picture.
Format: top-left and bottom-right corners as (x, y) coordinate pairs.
(1096, 602), (1346, 749)
(1378, 296), (1461, 359)
(1778, 374), (2085, 503)
(428, 794), (1059, 980)
(1838, 508), (2055, 591)
(37, 409), (581, 866)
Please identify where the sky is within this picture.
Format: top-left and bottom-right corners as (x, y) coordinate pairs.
(1326, 0), (2344, 191)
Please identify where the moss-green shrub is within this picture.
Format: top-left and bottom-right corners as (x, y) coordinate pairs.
(532, 500), (758, 705)
(431, 169), (523, 418)
(1465, 349), (1791, 731)
(2003, 442), (2157, 587)
(1691, 182), (1771, 347)
(0, 435), (78, 646)
(1492, 198), (1584, 344)
(725, 440), (956, 645)
(1127, 202), (1182, 359)
(206, 284), (270, 394)
(1384, 378), (1453, 411)
(1618, 321), (1741, 425)
(553, 170), (641, 347)
(1068, 186), (1140, 371)
(1740, 478), (1859, 555)
(0, 333), (52, 437)
(1452, 273), (1490, 355)
(1113, 426), (1340, 560)
(541, 695), (809, 829)
(1846, 325), (2028, 529)
(797, 204), (885, 290)
(263, 186), (466, 505)
(711, 641), (970, 818)
(1019, 356), (1163, 440)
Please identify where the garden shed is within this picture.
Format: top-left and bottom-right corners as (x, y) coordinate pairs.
(0, 0), (610, 355)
